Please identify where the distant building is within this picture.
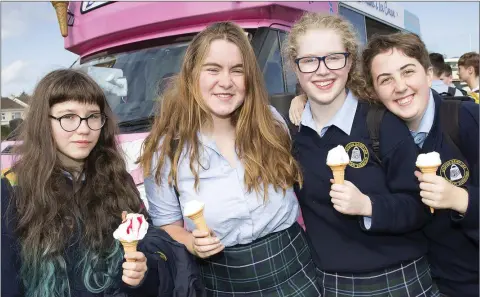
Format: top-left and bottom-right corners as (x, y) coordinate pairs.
(1, 93), (29, 126)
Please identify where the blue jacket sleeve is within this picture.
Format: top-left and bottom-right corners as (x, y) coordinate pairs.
(363, 112), (430, 233)
(450, 102), (479, 243)
(1, 178), (24, 297)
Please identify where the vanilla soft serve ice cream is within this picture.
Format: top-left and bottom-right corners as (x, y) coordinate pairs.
(113, 213), (149, 243)
(415, 152), (441, 214)
(327, 145), (350, 166)
(416, 152), (441, 167)
(183, 200), (205, 217)
(183, 200), (209, 233)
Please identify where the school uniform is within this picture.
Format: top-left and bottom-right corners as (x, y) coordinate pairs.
(431, 80), (464, 96)
(145, 106), (321, 297)
(293, 91), (439, 297)
(415, 90), (479, 297)
(1, 174), (159, 297)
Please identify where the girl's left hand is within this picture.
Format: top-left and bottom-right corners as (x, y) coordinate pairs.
(415, 171), (469, 214)
(122, 251), (148, 286)
(330, 179), (372, 216)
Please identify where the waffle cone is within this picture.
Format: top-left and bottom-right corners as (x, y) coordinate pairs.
(186, 208), (209, 233)
(418, 165), (439, 214)
(120, 240), (138, 262)
(328, 164), (347, 184)
(51, 1), (69, 37)
(418, 166), (439, 174)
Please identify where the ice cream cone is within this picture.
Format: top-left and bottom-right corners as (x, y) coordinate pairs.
(120, 240), (138, 262)
(329, 164), (348, 184)
(51, 1), (69, 37)
(419, 166), (438, 175)
(419, 166), (439, 213)
(187, 207), (209, 233)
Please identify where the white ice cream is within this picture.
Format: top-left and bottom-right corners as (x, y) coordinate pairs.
(326, 145), (350, 166)
(113, 213), (149, 242)
(416, 152), (441, 167)
(183, 200), (205, 217)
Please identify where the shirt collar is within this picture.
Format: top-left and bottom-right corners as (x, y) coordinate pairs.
(414, 89), (435, 134)
(431, 79), (446, 87)
(62, 170), (86, 182)
(300, 90), (358, 136)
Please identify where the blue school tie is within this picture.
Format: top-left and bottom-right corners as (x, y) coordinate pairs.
(412, 132), (427, 148)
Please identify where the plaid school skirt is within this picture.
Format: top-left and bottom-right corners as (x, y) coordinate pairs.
(316, 256), (440, 297)
(197, 222), (321, 297)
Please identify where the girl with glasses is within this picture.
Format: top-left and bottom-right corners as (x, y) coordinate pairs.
(290, 27), (479, 297)
(1, 69), (159, 297)
(283, 13), (439, 296)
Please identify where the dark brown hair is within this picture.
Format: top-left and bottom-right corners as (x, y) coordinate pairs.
(429, 52), (446, 77)
(362, 32), (431, 99)
(443, 64), (453, 76)
(10, 68), (146, 296)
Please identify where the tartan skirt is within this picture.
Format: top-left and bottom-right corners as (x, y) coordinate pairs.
(316, 256), (440, 297)
(197, 222), (321, 297)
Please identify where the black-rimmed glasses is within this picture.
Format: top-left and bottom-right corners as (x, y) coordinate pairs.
(295, 53), (350, 73)
(49, 113), (107, 132)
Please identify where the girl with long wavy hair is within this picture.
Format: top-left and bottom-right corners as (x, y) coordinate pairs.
(138, 21), (321, 297)
(1, 69), (158, 297)
(282, 13), (439, 296)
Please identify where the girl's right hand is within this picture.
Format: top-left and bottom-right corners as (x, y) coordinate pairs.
(289, 94), (308, 126)
(190, 229), (225, 258)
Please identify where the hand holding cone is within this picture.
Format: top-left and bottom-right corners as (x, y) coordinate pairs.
(416, 152), (442, 214)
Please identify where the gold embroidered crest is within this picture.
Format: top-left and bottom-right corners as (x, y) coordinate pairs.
(345, 142), (369, 168)
(440, 159), (469, 186)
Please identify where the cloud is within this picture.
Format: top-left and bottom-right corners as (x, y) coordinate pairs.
(2, 60), (30, 86)
(1, 59), (76, 97)
(1, 6), (28, 39)
(1, 60), (32, 96)
(1, 2), (56, 40)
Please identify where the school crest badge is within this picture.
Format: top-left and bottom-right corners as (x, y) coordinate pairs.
(345, 142), (369, 168)
(440, 159), (470, 186)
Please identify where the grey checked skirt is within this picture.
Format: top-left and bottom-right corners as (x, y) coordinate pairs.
(197, 222), (321, 297)
(316, 256), (440, 297)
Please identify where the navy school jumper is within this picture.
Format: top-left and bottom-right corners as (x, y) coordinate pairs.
(421, 92), (479, 297)
(293, 100), (430, 273)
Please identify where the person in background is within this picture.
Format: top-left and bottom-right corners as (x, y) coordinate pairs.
(439, 64), (468, 96)
(458, 52), (479, 103)
(429, 53), (463, 96)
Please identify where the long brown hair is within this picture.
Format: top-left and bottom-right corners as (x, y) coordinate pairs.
(139, 21), (302, 199)
(10, 69), (145, 296)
